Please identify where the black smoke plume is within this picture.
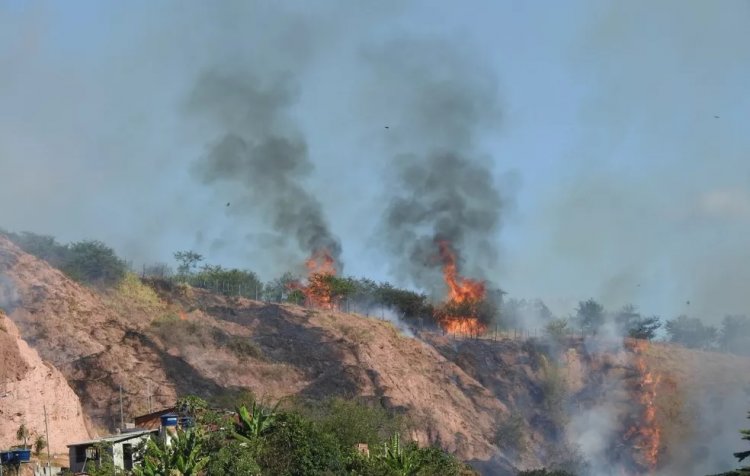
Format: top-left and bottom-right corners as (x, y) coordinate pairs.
(187, 71), (342, 269)
(364, 39), (507, 295)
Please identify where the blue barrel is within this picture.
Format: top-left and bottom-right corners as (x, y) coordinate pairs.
(160, 414), (179, 427)
(12, 449), (31, 462)
(0, 451), (15, 464)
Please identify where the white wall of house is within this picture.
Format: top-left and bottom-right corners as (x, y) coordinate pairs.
(67, 433), (152, 473)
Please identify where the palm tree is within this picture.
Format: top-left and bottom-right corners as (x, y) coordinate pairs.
(133, 428), (208, 476)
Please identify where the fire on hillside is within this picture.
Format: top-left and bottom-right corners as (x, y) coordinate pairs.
(622, 339), (663, 475)
(434, 240), (489, 336)
(287, 248), (338, 309)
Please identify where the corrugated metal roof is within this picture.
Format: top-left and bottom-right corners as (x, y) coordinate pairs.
(67, 429), (157, 447)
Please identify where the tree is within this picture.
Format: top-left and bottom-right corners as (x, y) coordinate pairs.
(719, 315), (750, 356)
(545, 319), (570, 342)
(665, 315), (717, 349)
(176, 395), (208, 418)
(614, 304), (661, 340)
(309, 398), (404, 451)
(251, 412), (345, 475)
(16, 423), (30, 447)
(263, 272), (299, 302)
(133, 429), (209, 476)
(173, 251), (203, 276)
(33, 435), (46, 456)
(62, 240), (127, 287)
(628, 316), (661, 340)
(205, 440), (260, 476)
(575, 299), (605, 336)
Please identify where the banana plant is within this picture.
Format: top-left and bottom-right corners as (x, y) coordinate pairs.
(232, 401), (279, 442)
(379, 433), (421, 476)
(133, 428), (208, 476)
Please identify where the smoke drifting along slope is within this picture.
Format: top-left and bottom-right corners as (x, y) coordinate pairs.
(364, 39), (507, 295)
(188, 71), (342, 270)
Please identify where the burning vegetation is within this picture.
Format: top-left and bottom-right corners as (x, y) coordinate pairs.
(287, 248), (339, 309)
(434, 240), (494, 336)
(623, 339), (663, 474)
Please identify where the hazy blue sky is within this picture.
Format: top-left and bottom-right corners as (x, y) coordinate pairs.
(1, 1), (749, 320)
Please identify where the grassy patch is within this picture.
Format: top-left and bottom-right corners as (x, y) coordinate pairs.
(111, 273), (163, 311)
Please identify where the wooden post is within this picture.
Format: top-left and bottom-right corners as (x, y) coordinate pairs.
(43, 405), (51, 475)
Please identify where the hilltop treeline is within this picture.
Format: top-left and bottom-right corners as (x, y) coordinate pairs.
(1, 230), (127, 287)
(4, 229), (750, 356)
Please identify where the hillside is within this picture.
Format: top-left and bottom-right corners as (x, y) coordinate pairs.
(0, 311), (90, 454)
(2, 235), (750, 475)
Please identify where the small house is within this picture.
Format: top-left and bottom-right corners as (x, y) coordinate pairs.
(66, 429), (156, 474)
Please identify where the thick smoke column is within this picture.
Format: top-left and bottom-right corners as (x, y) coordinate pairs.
(365, 40), (506, 295)
(187, 71), (342, 269)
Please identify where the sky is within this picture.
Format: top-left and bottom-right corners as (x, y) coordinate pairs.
(1, 0), (749, 321)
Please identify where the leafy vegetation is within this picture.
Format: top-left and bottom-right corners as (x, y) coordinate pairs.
(574, 299), (605, 336)
(134, 428), (209, 476)
(614, 304), (661, 340)
(3, 231), (127, 287)
(544, 318), (570, 342)
(132, 395), (470, 476)
(665, 315), (718, 349)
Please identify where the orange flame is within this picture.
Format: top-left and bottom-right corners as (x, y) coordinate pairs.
(625, 340), (662, 473)
(435, 240), (488, 335)
(288, 248), (337, 309)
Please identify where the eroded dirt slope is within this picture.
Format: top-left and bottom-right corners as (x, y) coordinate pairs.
(0, 311), (90, 453)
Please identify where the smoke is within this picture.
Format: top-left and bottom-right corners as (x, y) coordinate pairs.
(374, 306), (415, 338)
(0, 275), (19, 314)
(514, 0), (750, 321)
(187, 71), (342, 270)
(362, 38), (510, 295)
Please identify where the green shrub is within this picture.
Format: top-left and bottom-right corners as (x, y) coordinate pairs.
(205, 440), (260, 475)
(252, 412), (346, 475)
(60, 240), (127, 287)
(305, 398), (405, 451)
(4, 232), (127, 288)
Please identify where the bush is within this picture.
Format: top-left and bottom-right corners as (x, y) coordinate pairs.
(305, 398), (405, 451)
(4, 232), (127, 288)
(61, 240), (127, 287)
(253, 412), (346, 475)
(205, 440), (260, 475)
